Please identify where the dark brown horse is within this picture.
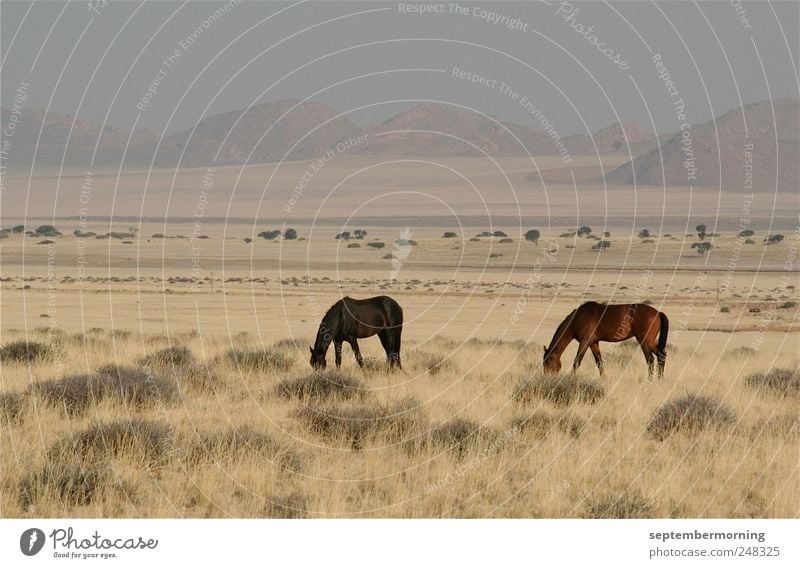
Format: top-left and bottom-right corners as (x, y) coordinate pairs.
(543, 301), (669, 379)
(310, 295), (403, 370)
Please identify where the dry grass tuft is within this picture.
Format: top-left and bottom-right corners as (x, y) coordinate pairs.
(510, 411), (586, 439)
(727, 346), (758, 358)
(583, 490), (654, 518)
(276, 370), (368, 401)
(0, 391), (26, 424)
(171, 363), (220, 393)
(754, 414), (800, 438)
(646, 394), (736, 440)
(0, 340), (55, 363)
(49, 419), (174, 466)
(263, 492), (309, 518)
(428, 418), (500, 457)
(19, 462), (108, 509)
(226, 348), (294, 372)
(745, 368), (800, 397)
(183, 426), (302, 471)
(31, 365), (178, 415)
(138, 346), (194, 369)
(411, 350), (455, 375)
(293, 398), (423, 449)
(512, 375), (605, 407)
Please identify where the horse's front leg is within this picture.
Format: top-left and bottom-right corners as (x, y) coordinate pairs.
(334, 340), (343, 369)
(349, 338), (364, 368)
(572, 341), (590, 373)
(590, 342), (604, 379)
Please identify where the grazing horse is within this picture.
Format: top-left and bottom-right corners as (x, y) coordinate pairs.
(543, 301), (669, 379)
(310, 295), (403, 370)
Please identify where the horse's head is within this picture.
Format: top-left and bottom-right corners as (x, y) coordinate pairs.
(542, 345), (561, 374)
(309, 346), (327, 370)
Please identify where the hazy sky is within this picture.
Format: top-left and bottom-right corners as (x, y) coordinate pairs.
(2, 0), (798, 136)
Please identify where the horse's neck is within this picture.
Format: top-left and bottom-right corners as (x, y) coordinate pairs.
(548, 316), (574, 358)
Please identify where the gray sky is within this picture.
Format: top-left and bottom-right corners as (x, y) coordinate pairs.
(2, 0), (798, 136)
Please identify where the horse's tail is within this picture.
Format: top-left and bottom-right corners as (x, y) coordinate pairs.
(656, 312), (669, 375)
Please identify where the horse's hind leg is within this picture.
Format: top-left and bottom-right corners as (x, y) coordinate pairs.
(348, 338), (364, 368)
(641, 345), (655, 379)
(384, 329), (402, 370)
(590, 342), (605, 379)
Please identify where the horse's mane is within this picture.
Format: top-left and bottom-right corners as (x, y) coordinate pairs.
(547, 308), (577, 352)
(321, 300), (342, 323)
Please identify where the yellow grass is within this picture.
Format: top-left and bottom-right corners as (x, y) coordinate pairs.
(1, 328), (797, 518)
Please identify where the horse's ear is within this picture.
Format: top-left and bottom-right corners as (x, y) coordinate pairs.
(542, 345), (547, 354)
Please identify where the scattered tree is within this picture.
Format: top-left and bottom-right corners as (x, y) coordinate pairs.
(353, 229), (367, 240)
(738, 229), (754, 238)
(283, 228), (298, 240)
(258, 230), (282, 240)
(11, 225), (24, 233)
(692, 242), (713, 256)
(638, 229), (651, 239)
(33, 225), (62, 237)
(524, 229), (540, 245)
(696, 224), (707, 241)
(577, 226), (592, 238)
(764, 234), (784, 245)
(493, 231), (508, 238)
(243, 237), (252, 244)
(367, 242), (385, 250)
(592, 240), (611, 251)
(335, 231), (351, 241)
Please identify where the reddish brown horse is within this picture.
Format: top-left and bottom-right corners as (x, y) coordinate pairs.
(543, 301), (669, 379)
(310, 295), (403, 370)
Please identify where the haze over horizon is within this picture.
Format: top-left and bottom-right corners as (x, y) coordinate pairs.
(2, 0), (798, 137)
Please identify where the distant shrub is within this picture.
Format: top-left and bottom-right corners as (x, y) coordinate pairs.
(276, 371), (367, 401)
(226, 348), (293, 372)
(764, 234), (784, 245)
(745, 368), (800, 397)
(638, 229), (651, 239)
(591, 240), (611, 250)
(367, 242), (385, 249)
(0, 340), (54, 363)
(779, 301), (796, 309)
(493, 231), (507, 238)
(243, 237), (252, 244)
(646, 395), (736, 440)
(583, 491), (654, 519)
(347, 243), (360, 248)
(469, 237), (481, 242)
(738, 229), (754, 238)
(442, 231), (457, 238)
(691, 242), (713, 255)
(489, 253), (502, 258)
(283, 228), (298, 240)
(11, 225), (24, 233)
(719, 306), (730, 313)
(754, 414), (800, 438)
(744, 238), (755, 244)
(513, 375), (605, 406)
(577, 226), (592, 238)
(499, 238), (513, 243)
